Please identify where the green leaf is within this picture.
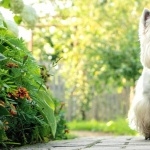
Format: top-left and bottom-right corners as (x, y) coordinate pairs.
(37, 90), (55, 110)
(0, 0), (10, 8)
(14, 15), (22, 25)
(0, 106), (9, 115)
(23, 55), (28, 64)
(31, 90), (56, 137)
(0, 20), (6, 29)
(0, 53), (6, 61)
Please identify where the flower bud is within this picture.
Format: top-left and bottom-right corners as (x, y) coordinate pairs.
(10, 0), (24, 14)
(21, 5), (38, 28)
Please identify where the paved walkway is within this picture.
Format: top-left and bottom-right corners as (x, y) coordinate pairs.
(14, 136), (150, 150)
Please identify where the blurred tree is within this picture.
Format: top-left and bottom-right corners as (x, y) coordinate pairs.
(32, 0), (150, 120)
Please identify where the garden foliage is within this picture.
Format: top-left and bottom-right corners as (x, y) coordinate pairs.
(68, 118), (137, 135)
(0, 28), (58, 147)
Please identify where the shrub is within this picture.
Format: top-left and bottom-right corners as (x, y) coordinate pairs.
(54, 99), (69, 140)
(0, 28), (57, 148)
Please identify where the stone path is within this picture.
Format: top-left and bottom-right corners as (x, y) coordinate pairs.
(14, 136), (150, 150)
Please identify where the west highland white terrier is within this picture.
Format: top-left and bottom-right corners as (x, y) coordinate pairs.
(128, 8), (150, 140)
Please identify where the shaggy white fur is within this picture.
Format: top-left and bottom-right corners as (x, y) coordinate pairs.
(128, 8), (150, 139)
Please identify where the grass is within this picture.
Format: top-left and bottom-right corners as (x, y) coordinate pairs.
(67, 118), (137, 135)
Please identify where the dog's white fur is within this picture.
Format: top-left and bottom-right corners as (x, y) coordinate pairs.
(128, 8), (150, 138)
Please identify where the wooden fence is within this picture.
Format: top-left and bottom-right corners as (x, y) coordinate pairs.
(49, 74), (131, 121)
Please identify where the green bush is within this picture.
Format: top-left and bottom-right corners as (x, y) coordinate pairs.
(40, 67), (69, 141)
(0, 28), (68, 148)
(68, 118), (137, 135)
(54, 99), (69, 140)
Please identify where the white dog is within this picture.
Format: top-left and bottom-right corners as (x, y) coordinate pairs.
(128, 8), (150, 140)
